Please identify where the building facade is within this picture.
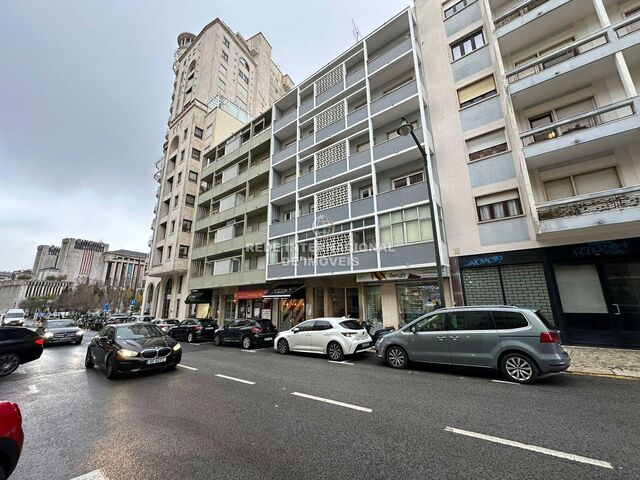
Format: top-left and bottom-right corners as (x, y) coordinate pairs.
(265, 9), (450, 330)
(33, 239), (108, 284)
(414, 0), (640, 347)
(101, 249), (148, 290)
(144, 19), (293, 319)
(0, 279), (72, 312)
(185, 111), (272, 321)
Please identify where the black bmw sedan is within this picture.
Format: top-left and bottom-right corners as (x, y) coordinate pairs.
(85, 323), (181, 379)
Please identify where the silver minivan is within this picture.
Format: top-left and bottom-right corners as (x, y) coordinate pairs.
(376, 306), (570, 384)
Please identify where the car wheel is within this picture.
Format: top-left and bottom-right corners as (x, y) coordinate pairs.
(327, 342), (344, 361)
(0, 353), (20, 377)
(501, 352), (539, 384)
(386, 346), (408, 369)
(242, 336), (252, 350)
(105, 356), (118, 380)
(213, 334), (222, 346)
(85, 349), (94, 369)
(277, 339), (289, 354)
(187, 332), (195, 343)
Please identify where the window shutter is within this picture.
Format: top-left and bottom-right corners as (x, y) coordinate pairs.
(467, 129), (507, 153)
(475, 189), (519, 207)
(458, 76), (496, 105)
(573, 168), (620, 195)
(544, 178), (574, 200)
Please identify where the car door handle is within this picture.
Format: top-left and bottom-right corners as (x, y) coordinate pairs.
(436, 336), (446, 341)
(612, 304), (621, 315)
(449, 336), (459, 341)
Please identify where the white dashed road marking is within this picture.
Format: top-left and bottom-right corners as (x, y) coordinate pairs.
(328, 360), (354, 365)
(491, 379), (519, 385)
(241, 349), (256, 353)
(444, 427), (613, 469)
(27, 385), (39, 394)
(177, 364), (198, 371)
(69, 469), (109, 480)
(291, 392), (372, 413)
(215, 374), (256, 385)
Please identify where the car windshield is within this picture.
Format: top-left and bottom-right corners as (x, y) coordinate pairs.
(339, 320), (363, 330)
(116, 324), (164, 339)
(5, 312), (23, 318)
(47, 321), (76, 328)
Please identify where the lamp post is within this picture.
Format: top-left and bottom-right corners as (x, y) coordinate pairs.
(397, 117), (446, 307)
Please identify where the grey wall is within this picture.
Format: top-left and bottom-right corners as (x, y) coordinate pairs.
(468, 151), (517, 187)
(478, 216), (530, 245)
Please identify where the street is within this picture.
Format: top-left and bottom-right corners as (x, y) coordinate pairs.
(1, 333), (638, 480)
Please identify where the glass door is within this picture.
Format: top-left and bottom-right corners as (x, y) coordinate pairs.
(601, 262), (640, 348)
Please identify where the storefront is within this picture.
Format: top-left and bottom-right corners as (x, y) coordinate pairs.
(263, 286), (305, 331)
(457, 237), (640, 348)
(184, 289), (213, 319)
(233, 289), (270, 321)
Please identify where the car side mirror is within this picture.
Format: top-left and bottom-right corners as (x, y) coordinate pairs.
(410, 326), (417, 334)
(292, 327), (300, 333)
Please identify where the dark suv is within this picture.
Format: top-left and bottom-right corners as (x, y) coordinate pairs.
(169, 319), (218, 343)
(0, 327), (44, 377)
(214, 319), (278, 349)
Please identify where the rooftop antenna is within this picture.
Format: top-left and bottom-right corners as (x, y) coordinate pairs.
(351, 19), (362, 43)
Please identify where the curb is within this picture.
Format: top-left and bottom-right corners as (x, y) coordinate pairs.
(567, 367), (640, 380)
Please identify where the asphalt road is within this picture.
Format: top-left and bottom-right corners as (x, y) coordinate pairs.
(1, 332), (638, 480)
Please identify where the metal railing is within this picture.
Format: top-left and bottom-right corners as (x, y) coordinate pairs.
(520, 98), (637, 146)
(537, 185), (640, 221)
(494, 0), (552, 29)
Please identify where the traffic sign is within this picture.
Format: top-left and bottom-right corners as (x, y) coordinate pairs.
(130, 299), (137, 306)
(103, 303), (110, 312)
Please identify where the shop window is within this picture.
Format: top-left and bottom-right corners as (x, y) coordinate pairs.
(466, 129), (508, 161)
(451, 29), (485, 61)
(365, 286), (382, 323)
(379, 206), (433, 247)
(475, 190), (522, 222)
(554, 264), (608, 314)
(543, 167), (620, 201)
(397, 283), (441, 326)
(457, 75), (497, 108)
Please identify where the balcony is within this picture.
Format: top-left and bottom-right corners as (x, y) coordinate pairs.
(195, 194), (269, 230)
(271, 179), (296, 200)
(272, 142), (297, 165)
(368, 37), (412, 75)
(189, 268), (266, 289)
(192, 229), (266, 259)
(373, 127), (424, 160)
(376, 182), (429, 212)
(520, 97), (640, 168)
(346, 66), (365, 88)
(269, 218), (295, 237)
(370, 80), (418, 116)
(536, 185), (640, 234)
(300, 99), (314, 116)
(274, 109), (297, 132)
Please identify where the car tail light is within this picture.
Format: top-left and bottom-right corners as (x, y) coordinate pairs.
(35, 338), (44, 345)
(250, 326), (261, 334)
(540, 331), (560, 343)
(195, 326), (204, 331)
(341, 332), (357, 337)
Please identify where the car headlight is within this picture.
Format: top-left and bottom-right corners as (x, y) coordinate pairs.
(172, 343), (181, 351)
(118, 349), (138, 358)
(75, 330), (84, 336)
(44, 332), (54, 339)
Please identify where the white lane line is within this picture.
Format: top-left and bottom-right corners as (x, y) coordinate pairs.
(177, 364), (198, 371)
(215, 374), (256, 385)
(444, 427), (613, 469)
(27, 385), (39, 394)
(190, 343), (201, 346)
(241, 349), (257, 353)
(328, 360), (354, 365)
(69, 469), (109, 480)
(291, 392), (372, 413)
(491, 379), (519, 385)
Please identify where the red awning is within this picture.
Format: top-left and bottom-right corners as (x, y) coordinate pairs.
(233, 289), (268, 301)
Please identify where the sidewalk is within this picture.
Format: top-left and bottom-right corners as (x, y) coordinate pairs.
(565, 346), (640, 379)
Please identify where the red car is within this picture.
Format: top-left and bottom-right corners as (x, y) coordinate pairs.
(0, 401), (24, 479)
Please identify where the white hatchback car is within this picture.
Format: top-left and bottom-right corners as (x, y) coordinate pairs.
(274, 318), (373, 361)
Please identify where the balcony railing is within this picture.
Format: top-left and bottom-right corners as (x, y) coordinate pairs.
(537, 185), (640, 221)
(494, 0), (552, 29)
(520, 98), (636, 146)
(615, 13), (640, 38)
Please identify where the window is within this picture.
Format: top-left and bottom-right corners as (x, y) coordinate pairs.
(223, 37), (230, 48)
(413, 313), (445, 332)
(185, 194), (195, 207)
(180, 149), (185, 161)
(314, 320), (332, 331)
(356, 140), (370, 152)
(173, 195), (179, 208)
(353, 228), (376, 251)
(194, 127), (203, 139)
(296, 320), (315, 332)
(492, 311), (528, 329)
(466, 129), (508, 161)
(544, 167), (620, 201)
(379, 206), (433, 247)
(527, 98), (597, 143)
(382, 76), (414, 96)
(444, 0), (474, 19)
(176, 172), (182, 184)
(269, 236), (294, 264)
(231, 257), (241, 272)
(238, 71), (249, 83)
(457, 75), (497, 108)
(449, 311), (493, 330)
(282, 210), (294, 221)
(222, 51), (228, 61)
(191, 148), (201, 161)
(476, 190), (523, 221)
(451, 30), (485, 61)
(167, 246), (172, 260)
(392, 171), (424, 189)
(178, 245), (189, 259)
(188, 170), (198, 183)
(359, 185), (373, 199)
(170, 220), (176, 234)
(182, 219), (192, 232)
(239, 58), (250, 70)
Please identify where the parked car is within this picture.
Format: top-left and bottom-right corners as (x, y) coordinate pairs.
(152, 319), (180, 333)
(106, 314), (129, 324)
(213, 319), (278, 349)
(85, 323), (182, 379)
(1, 309), (26, 327)
(0, 401), (24, 479)
(275, 318), (373, 361)
(84, 316), (104, 331)
(376, 306), (570, 384)
(169, 319), (218, 343)
(0, 327), (44, 377)
(35, 319), (84, 345)
(131, 315), (154, 323)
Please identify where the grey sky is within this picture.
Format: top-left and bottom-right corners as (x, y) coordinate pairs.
(0, 0), (408, 270)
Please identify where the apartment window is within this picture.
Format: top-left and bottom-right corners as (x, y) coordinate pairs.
(238, 71), (249, 84)
(167, 246), (172, 260)
(223, 37), (230, 48)
(269, 236), (294, 264)
(443, 0), (474, 19)
(466, 129), (508, 161)
(180, 149), (185, 161)
(194, 127), (203, 139)
(239, 58), (250, 70)
(544, 167), (621, 201)
(183, 128), (188, 140)
(185, 194), (195, 207)
(379, 206), (433, 247)
(359, 185), (373, 199)
(356, 140), (370, 152)
(282, 210), (294, 221)
(382, 76), (414, 96)
(173, 195), (179, 208)
(527, 98), (596, 143)
(191, 148), (201, 161)
(476, 190), (523, 222)
(457, 75), (497, 108)
(219, 64), (227, 78)
(222, 51), (228, 62)
(176, 172), (182, 184)
(353, 228), (376, 251)
(451, 30), (485, 61)
(205, 124), (213, 139)
(231, 257), (241, 272)
(170, 220), (176, 234)
(392, 171), (424, 189)
(177, 245), (189, 259)
(188, 170), (198, 182)
(182, 219), (192, 232)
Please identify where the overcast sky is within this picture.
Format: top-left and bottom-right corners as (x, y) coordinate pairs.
(0, 0), (408, 270)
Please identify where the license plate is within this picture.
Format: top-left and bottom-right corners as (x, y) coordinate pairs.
(264, 337), (273, 341)
(147, 357), (167, 365)
(205, 327), (214, 330)
(363, 342), (372, 348)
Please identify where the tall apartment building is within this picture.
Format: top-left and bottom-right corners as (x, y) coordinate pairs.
(265, 10), (448, 331)
(144, 19), (293, 319)
(185, 111), (272, 321)
(414, 0), (640, 348)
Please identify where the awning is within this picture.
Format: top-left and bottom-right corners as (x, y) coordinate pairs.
(263, 286), (305, 299)
(184, 290), (212, 304)
(233, 289), (268, 301)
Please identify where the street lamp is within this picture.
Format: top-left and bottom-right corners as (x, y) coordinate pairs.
(397, 117), (446, 307)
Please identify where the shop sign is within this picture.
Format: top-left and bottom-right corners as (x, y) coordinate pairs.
(571, 241), (629, 258)
(462, 255), (504, 268)
(357, 268), (442, 282)
(233, 289), (268, 301)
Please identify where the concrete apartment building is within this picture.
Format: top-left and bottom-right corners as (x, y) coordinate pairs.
(144, 19), (293, 319)
(186, 111), (273, 321)
(413, 0), (640, 347)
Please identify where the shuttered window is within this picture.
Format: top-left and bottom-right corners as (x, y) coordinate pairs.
(544, 167), (621, 200)
(466, 129), (508, 161)
(457, 76), (497, 108)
